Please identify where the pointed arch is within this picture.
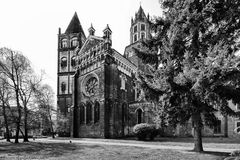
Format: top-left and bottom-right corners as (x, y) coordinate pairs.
(136, 108), (143, 124)
(86, 101), (93, 124)
(79, 103), (85, 124)
(94, 101), (100, 123)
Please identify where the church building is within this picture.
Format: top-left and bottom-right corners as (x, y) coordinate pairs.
(57, 6), (240, 138)
(57, 6), (153, 138)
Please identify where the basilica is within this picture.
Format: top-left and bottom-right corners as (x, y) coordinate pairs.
(57, 6), (154, 138)
(57, 6), (240, 138)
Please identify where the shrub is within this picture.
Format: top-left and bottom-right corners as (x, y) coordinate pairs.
(133, 123), (160, 140)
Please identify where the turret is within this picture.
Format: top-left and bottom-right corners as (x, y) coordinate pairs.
(88, 24), (95, 36)
(103, 24), (112, 50)
(130, 5), (150, 44)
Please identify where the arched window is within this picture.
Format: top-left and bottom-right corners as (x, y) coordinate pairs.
(86, 102), (92, 124)
(79, 104), (85, 124)
(71, 37), (78, 47)
(94, 102), (100, 123)
(137, 108), (142, 124)
(62, 39), (68, 48)
(133, 25), (137, 33)
(71, 56), (76, 67)
(61, 57), (67, 68)
(140, 24), (146, 31)
(141, 32), (145, 39)
(133, 34), (137, 42)
(61, 82), (66, 93)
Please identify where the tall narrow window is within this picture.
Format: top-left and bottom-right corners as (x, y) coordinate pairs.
(79, 104), (85, 124)
(137, 108), (142, 124)
(71, 56), (76, 67)
(141, 32), (145, 39)
(133, 34), (137, 42)
(140, 24), (145, 31)
(133, 25), (137, 33)
(62, 39), (68, 48)
(71, 37), (78, 47)
(94, 102), (100, 123)
(214, 120), (221, 134)
(86, 102), (92, 124)
(61, 57), (67, 68)
(61, 82), (66, 93)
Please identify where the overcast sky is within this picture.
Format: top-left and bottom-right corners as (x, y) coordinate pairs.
(0, 0), (162, 104)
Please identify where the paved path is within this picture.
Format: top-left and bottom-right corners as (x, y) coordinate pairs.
(35, 138), (236, 153)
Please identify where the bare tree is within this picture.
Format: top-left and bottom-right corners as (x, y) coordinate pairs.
(0, 47), (32, 143)
(0, 74), (13, 142)
(18, 69), (42, 142)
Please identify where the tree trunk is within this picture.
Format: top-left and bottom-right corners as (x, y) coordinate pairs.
(14, 89), (21, 143)
(49, 112), (55, 138)
(2, 103), (11, 142)
(192, 112), (203, 152)
(23, 104), (29, 142)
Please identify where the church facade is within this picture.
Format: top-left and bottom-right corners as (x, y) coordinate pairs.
(57, 6), (153, 138)
(57, 6), (240, 138)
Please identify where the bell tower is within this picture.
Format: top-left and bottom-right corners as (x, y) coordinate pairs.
(124, 5), (150, 69)
(57, 12), (86, 132)
(130, 5), (150, 44)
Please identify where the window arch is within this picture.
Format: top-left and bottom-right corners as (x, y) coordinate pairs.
(86, 102), (92, 124)
(133, 25), (137, 33)
(71, 56), (76, 67)
(136, 108), (143, 124)
(79, 104), (85, 124)
(94, 102), (100, 123)
(141, 32), (146, 39)
(140, 24), (146, 31)
(71, 37), (78, 47)
(61, 57), (67, 68)
(61, 82), (66, 93)
(133, 34), (137, 42)
(61, 39), (68, 48)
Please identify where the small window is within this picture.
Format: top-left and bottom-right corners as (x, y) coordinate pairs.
(80, 104), (85, 124)
(62, 39), (68, 48)
(141, 24), (146, 31)
(61, 82), (66, 93)
(141, 32), (145, 39)
(71, 38), (78, 47)
(94, 102), (100, 123)
(137, 108), (142, 124)
(133, 34), (137, 42)
(86, 102), (92, 124)
(71, 56), (76, 67)
(133, 25), (137, 33)
(214, 120), (221, 134)
(61, 57), (67, 68)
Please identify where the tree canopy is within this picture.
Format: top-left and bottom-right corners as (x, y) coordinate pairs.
(135, 0), (240, 152)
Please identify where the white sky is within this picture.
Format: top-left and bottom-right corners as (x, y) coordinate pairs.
(0, 0), (162, 104)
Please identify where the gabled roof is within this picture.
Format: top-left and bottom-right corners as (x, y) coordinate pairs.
(78, 35), (104, 55)
(65, 12), (85, 34)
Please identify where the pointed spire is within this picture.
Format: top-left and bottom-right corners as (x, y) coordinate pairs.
(134, 5), (147, 21)
(88, 23), (95, 36)
(103, 24), (112, 33)
(65, 12), (85, 34)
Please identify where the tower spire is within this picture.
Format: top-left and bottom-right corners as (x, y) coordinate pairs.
(88, 23), (95, 36)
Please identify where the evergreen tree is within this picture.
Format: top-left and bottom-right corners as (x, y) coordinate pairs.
(135, 0), (240, 152)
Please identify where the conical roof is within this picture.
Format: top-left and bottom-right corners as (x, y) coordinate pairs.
(65, 12), (85, 34)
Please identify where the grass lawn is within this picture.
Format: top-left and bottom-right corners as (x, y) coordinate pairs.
(0, 140), (229, 160)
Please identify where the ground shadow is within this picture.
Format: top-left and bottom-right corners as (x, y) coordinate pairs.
(0, 142), (102, 158)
